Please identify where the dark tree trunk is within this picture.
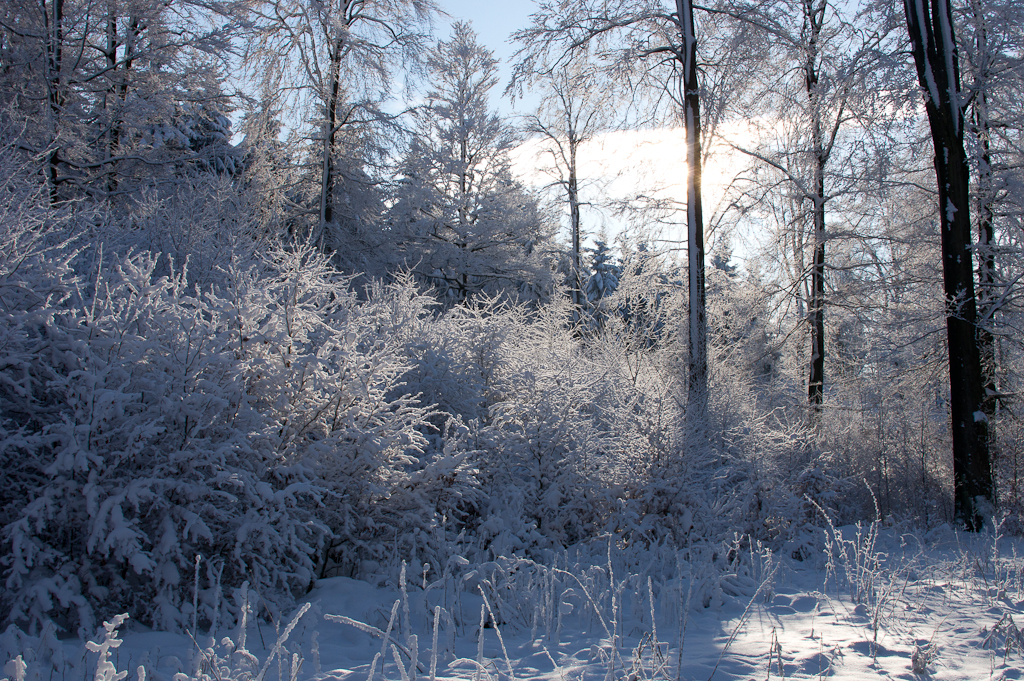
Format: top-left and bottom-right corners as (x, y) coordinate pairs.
(568, 141), (583, 313)
(808, 201), (825, 410)
(320, 34), (344, 240)
(102, 11), (138, 196)
(975, 104), (998, 430)
(44, 0), (65, 204)
(677, 0), (708, 422)
(804, 0), (827, 415)
(105, 7), (119, 194)
(904, 0), (993, 530)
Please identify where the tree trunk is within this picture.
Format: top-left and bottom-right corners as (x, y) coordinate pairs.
(105, 6), (119, 194)
(975, 101), (998, 435)
(319, 34), (344, 242)
(677, 0), (708, 423)
(805, 0), (827, 415)
(102, 10), (138, 196)
(44, 0), (65, 204)
(970, 0), (998, 452)
(568, 139), (583, 313)
(904, 0), (992, 530)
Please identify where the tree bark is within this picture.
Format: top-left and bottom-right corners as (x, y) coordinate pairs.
(102, 9), (139, 196)
(804, 0), (827, 415)
(104, 5), (119, 194)
(568, 138), (583, 313)
(678, 0), (708, 422)
(904, 0), (992, 530)
(319, 34), (344, 240)
(975, 100), (998, 431)
(43, 0), (65, 204)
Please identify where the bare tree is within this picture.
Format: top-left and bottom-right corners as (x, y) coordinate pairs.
(515, 54), (614, 315)
(511, 0), (710, 421)
(904, 0), (992, 530)
(249, 0), (438, 250)
(959, 0), (1024, 424)
(955, 0), (1024, 523)
(723, 0), (897, 418)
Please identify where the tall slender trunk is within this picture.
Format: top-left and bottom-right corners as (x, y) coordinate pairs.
(319, 35), (344, 241)
(568, 138), (582, 313)
(678, 0), (708, 423)
(456, 115), (472, 304)
(974, 100), (998, 426)
(970, 0), (998, 447)
(805, 0), (827, 415)
(459, 132), (470, 224)
(904, 0), (992, 530)
(105, 7), (118, 193)
(102, 12), (139, 196)
(44, 0), (65, 203)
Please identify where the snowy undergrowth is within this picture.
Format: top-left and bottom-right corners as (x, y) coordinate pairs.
(4, 527), (1024, 681)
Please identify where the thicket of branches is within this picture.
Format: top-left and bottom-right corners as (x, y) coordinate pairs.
(2, 0), (1024, 636)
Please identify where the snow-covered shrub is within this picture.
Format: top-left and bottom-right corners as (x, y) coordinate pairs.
(284, 274), (485, 577)
(449, 276), (715, 552)
(1, 235), (463, 632)
(1, 248), (325, 633)
(405, 295), (518, 427)
(478, 296), (622, 550)
(126, 177), (266, 289)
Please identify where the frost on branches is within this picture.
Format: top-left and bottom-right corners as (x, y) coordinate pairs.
(0, 209), (472, 633)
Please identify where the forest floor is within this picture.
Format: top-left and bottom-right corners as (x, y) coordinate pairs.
(6, 525), (1024, 681)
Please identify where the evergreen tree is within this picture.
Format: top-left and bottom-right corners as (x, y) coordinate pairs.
(586, 238), (621, 328)
(389, 23), (553, 304)
(586, 239), (621, 304)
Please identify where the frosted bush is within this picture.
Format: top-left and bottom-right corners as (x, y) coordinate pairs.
(1, 247), (323, 632)
(0, 234), (467, 632)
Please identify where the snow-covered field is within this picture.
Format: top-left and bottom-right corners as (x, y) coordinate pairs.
(4, 524), (1024, 681)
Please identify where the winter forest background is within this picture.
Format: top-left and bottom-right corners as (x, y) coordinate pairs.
(3, 0), (1024, 658)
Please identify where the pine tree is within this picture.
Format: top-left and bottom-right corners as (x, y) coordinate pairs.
(585, 239), (621, 328)
(389, 23), (552, 304)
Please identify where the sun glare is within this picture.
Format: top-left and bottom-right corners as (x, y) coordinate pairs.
(511, 123), (755, 255)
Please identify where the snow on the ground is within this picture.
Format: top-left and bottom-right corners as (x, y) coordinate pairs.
(5, 526), (1024, 681)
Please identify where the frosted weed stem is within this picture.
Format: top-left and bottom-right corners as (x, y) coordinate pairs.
(475, 604), (485, 681)
(192, 555), (201, 653)
(326, 600), (428, 675)
(480, 588), (515, 681)
(254, 602), (311, 681)
(430, 606), (440, 681)
(391, 645), (411, 681)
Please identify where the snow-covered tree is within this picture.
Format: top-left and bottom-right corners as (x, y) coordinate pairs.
(516, 54), (616, 313)
(248, 0), (437, 259)
(388, 22), (553, 305)
(586, 239), (622, 320)
(0, 0), (242, 202)
(723, 0), (899, 417)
